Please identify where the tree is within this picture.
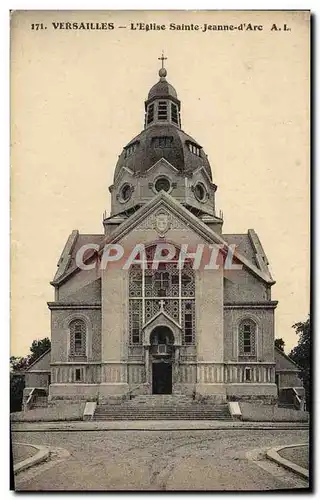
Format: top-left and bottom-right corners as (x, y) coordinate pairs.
(10, 356), (30, 372)
(10, 337), (51, 413)
(29, 337), (51, 365)
(289, 316), (310, 410)
(275, 338), (285, 351)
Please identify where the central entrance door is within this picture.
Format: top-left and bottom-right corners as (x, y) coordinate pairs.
(152, 361), (172, 394)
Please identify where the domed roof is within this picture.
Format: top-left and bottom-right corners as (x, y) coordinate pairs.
(148, 78), (178, 101)
(114, 124), (212, 181)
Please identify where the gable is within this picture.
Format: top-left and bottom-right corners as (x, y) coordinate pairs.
(118, 202), (213, 255)
(145, 157), (179, 175)
(111, 193), (221, 247)
(113, 165), (134, 186)
(55, 192), (274, 286)
(52, 233), (104, 285)
(191, 165), (214, 186)
(110, 194), (274, 285)
(26, 349), (51, 372)
(57, 264), (101, 300)
(275, 347), (299, 371)
(132, 206), (190, 234)
(59, 278), (101, 303)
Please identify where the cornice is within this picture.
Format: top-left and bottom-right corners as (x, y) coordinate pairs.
(47, 302), (101, 310)
(224, 301), (278, 309)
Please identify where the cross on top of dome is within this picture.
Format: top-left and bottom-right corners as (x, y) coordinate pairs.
(158, 51), (167, 78)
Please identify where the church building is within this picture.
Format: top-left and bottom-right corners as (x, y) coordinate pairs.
(24, 58), (304, 407)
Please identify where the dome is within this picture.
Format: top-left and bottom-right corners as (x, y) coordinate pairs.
(114, 124), (212, 181)
(148, 79), (178, 101)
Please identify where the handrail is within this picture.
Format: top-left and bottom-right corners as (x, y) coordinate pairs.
(292, 388), (303, 410)
(25, 388), (36, 411)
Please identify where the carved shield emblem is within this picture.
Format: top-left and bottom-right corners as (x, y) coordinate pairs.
(154, 212), (170, 236)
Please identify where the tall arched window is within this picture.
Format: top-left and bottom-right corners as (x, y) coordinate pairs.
(69, 319), (87, 357)
(128, 245), (195, 345)
(238, 319), (256, 357)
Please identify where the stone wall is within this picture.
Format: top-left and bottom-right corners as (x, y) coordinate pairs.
(50, 308), (101, 363)
(224, 270), (269, 302)
(223, 306), (275, 362)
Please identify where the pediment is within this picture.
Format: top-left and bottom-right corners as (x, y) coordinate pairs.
(112, 165), (135, 186)
(112, 193), (217, 244)
(142, 311), (182, 346)
(192, 165), (215, 186)
(145, 157), (179, 175)
(53, 191), (274, 287)
(105, 192), (274, 284)
(132, 205), (190, 234)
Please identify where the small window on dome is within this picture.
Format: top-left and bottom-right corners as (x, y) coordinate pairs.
(152, 136), (173, 148)
(147, 103), (154, 125)
(154, 177), (171, 193)
(188, 142), (201, 157)
(171, 103), (178, 124)
(125, 142), (138, 158)
(120, 183), (132, 202)
(194, 182), (207, 202)
(158, 101), (168, 121)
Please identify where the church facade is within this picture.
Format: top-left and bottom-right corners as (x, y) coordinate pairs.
(42, 61), (285, 403)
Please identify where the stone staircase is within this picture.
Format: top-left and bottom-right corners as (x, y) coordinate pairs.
(93, 395), (233, 421)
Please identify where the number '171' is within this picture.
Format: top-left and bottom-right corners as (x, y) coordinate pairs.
(31, 23), (45, 30)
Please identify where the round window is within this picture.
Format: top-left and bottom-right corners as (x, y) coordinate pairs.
(154, 177), (171, 193)
(194, 183), (206, 202)
(120, 183), (132, 202)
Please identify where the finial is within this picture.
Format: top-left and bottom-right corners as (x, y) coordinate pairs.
(158, 51), (167, 78)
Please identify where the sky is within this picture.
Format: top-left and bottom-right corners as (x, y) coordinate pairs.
(10, 10), (309, 355)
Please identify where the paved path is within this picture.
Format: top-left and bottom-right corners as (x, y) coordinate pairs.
(13, 429), (309, 491)
(11, 420), (309, 432)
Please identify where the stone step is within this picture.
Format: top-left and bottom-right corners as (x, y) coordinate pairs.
(131, 397), (192, 403)
(96, 407), (229, 410)
(93, 417), (233, 421)
(95, 411), (231, 416)
(106, 406), (226, 410)
(94, 402), (232, 421)
(93, 414), (232, 421)
(96, 412), (230, 415)
(94, 416), (232, 420)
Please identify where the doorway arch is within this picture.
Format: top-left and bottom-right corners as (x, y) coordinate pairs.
(150, 326), (174, 346)
(150, 326), (174, 394)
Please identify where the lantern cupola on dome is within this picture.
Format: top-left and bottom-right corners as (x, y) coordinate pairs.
(144, 52), (181, 129)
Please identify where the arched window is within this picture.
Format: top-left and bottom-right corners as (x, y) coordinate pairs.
(238, 319), (256, 356)
(128, 245), (195, 345)
(69, 319), (87, 357)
